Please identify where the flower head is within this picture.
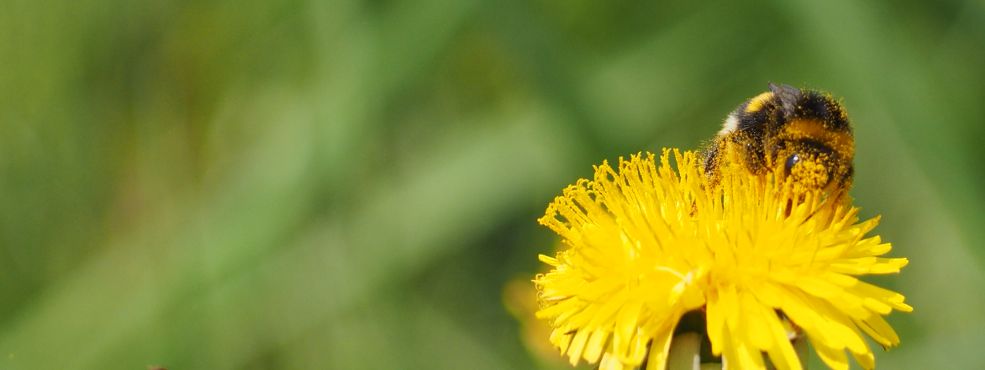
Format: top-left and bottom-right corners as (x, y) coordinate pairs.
(534, 149), (911, 370)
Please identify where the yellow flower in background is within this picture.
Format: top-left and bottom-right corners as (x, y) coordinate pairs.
(534, 149), (911, 370)
(503, 277), (568, 366)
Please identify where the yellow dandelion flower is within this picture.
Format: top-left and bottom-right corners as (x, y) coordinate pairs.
(534, 149), (911, 370)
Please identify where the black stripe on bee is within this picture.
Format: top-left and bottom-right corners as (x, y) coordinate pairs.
(790, 138), (836, 157)
(796, 91), (851, 132)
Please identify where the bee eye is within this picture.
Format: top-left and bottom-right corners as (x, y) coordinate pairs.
(784, 153), (801, 173)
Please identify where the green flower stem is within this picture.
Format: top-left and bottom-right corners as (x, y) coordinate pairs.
(794, 336), (808, 369)
(668, 332), (702, 370)
(664, 331), (808, 370)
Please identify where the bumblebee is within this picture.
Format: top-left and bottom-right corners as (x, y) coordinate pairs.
(702, 83), (855, 194)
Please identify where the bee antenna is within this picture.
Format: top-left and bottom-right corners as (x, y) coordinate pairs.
(768, 82), (801, 117)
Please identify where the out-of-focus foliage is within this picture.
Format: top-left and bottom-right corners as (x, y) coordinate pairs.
(0, 0), (982, 369)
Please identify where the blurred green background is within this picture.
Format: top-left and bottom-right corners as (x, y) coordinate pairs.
(1, 0), (983, 369)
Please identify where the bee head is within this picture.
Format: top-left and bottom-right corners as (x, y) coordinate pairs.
(774, 139), (854, 193)
(764, 84), (855, 192)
